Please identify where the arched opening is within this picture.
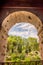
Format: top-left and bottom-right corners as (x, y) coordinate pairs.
(5, 22), (41, 62)
(0, 11), (42, 62)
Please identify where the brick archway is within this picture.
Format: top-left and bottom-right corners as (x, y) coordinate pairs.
(0, 11), (43, 61)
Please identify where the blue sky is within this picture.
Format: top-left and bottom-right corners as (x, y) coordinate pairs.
(8, 22), (38, 39)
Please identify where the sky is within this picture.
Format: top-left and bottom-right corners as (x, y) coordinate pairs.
(8, 22), (39, 40)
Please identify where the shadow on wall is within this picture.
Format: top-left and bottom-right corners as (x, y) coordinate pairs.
(0, 0), (43, 7)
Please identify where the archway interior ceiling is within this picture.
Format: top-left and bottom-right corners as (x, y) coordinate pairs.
(0, 11), (43, 61)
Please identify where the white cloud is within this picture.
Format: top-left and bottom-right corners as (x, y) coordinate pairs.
(8, 22), (39, 40)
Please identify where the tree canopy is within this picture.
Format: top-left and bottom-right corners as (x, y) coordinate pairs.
(6, 36), (40, 62)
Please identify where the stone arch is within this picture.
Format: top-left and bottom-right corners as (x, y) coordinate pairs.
(0, 11), (43, 61)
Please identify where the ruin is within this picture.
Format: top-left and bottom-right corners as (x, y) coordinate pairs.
(0, 11), (43, 62)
